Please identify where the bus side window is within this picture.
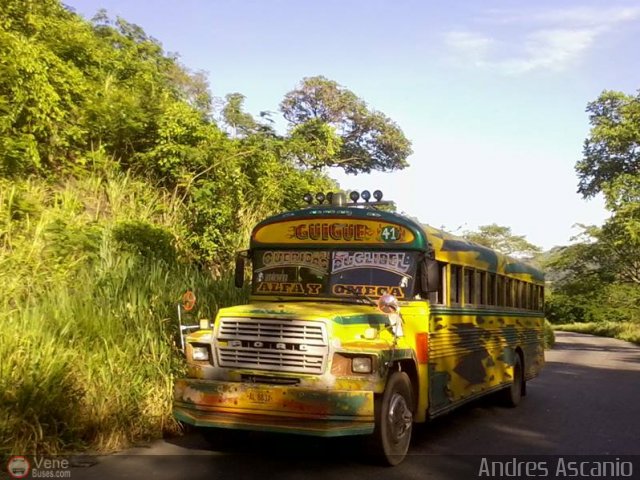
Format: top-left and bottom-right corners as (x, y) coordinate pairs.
(506, 278), (513, 308)
(496, 275), (505, 306)
(478, 271), (487, 305)
(488, 273), (496, 306)
(439, 263), (446, 303)
(450, 265), (462, 305)
(463, 268), (475, 305)
(538, 286), (545, 311)
(427, 262), (447, 304)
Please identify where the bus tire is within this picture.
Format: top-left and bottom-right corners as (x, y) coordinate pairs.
(370, 371), (414, 466)
(501, 353), (524, 407)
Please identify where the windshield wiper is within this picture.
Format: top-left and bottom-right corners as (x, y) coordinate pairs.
(340, 285), (377, 307)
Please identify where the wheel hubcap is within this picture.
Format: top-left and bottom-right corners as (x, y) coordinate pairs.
(387, 393), (412, 443)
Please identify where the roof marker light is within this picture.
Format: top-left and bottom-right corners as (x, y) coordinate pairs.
(373, 190), (383, 201)
(361, 190), (371, 202)
(349, 191), (360, 203)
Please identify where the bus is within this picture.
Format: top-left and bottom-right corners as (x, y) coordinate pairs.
(173, 191), (545, 465)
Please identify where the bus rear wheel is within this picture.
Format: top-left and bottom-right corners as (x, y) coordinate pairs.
(501, 353), (524, 407)
(370, 371), (414, 466)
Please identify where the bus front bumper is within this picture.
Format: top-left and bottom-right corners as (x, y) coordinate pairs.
(173, 378), (375, 437)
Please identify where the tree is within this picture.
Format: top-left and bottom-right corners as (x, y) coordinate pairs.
(573, 89), (640, 285)
(598, 218), (640, 285)
(280, 76), (412, 174)
(0, 0), (90, 175)
(222, 93), (259, 137)
(602, 173), (640, 242)
(546, 87), (640, 325)
(543, 224), (640, 324)
(0, 1), (339, 267)
(462, 224), (541, 257)
(576, 90), (640, 199)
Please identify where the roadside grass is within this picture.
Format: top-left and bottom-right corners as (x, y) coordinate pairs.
(543, 319), (555, 349)
(553, 322), (640, 345)
(0, 172), (248, 455)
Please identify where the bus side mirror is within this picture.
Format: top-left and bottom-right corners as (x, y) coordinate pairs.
(421, 259), (440, 294)
(234, 254), (245, 288)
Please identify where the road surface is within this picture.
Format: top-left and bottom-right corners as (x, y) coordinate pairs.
(68, 331), (640, 479)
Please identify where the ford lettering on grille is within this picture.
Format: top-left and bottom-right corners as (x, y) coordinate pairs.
(216, 318), (328, 374)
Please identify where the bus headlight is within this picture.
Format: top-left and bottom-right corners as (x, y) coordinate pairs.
(352, 357), (373, 374)
(192, 345), (210, 362)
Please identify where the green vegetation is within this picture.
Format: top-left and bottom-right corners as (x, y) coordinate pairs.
(543, 320), (556, 349)
(544, 89), (640, 342)
(0, 169), (251, 454)
(462, 224), (542, 258)
(0, 0), (411, 455)
(552, 323), (640, 345)
(280, 76), (412, 173)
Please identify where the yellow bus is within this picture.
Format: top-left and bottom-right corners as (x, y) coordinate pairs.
(173, 191), (545, 465)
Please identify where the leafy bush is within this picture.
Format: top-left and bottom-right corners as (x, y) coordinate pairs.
(113, 221), (177, 263)
(545, 294), (591, 324)
(5, 186), (42, 221)
(0, 173), (250, 455)
(543, 319), (555, 349)
(0, 254), (250, 455)
(545, 286), (640, 325)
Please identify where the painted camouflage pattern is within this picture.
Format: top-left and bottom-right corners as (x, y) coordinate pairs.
(423, 224), (545, 282)
(426, 309), (544, 416)
(422, 224), (545, 416)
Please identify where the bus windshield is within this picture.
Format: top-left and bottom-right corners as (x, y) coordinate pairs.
(251, 250), (419, 300)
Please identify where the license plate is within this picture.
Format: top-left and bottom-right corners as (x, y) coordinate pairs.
(246, 390), (273, 404)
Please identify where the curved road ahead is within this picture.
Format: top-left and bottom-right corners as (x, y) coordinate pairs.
(71, 331), (640, 479)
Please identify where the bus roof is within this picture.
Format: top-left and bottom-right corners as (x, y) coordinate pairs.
(250, 207), (544, 283)
(422, 225), (544, 284)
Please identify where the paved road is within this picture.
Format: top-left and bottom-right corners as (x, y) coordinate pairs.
(70, 332), (640, 479)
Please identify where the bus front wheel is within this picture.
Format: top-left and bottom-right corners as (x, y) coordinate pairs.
(370, 371), (414, 466)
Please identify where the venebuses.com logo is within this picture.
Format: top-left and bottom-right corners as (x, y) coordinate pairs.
(6, 455), (72, 478)
(6, 456), (30, 479)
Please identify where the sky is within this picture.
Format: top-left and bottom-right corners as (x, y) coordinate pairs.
(64, 0), (640, 250)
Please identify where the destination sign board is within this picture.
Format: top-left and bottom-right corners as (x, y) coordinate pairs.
(253, 219), (415, 245)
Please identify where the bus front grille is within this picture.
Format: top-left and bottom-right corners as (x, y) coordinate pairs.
(216, 318), (328, 375)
